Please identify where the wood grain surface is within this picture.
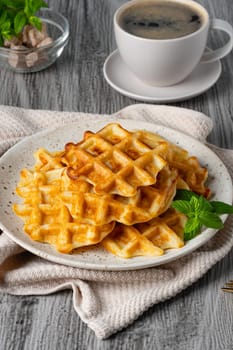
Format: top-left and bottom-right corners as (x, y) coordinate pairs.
(0, 1), (233, 349)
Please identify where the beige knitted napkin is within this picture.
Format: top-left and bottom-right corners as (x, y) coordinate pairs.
(0, 104), (233, 339)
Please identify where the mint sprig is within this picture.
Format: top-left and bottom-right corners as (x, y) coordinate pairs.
(0, 0), (48, 45)
(172, 189), (233, 241)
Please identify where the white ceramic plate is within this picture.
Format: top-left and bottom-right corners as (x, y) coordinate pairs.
(103, 49), (222, 103)
(0, 119), (232, 270)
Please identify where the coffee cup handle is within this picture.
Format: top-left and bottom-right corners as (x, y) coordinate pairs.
(200, 19), (233, 63)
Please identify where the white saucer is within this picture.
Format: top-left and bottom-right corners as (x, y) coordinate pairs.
(103, 49), (222, 103)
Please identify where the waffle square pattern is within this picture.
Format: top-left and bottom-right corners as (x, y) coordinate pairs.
(13, 123), (210, 258)
(63, 123), (168, 197)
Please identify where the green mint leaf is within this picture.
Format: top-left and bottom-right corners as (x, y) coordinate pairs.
(198, 195), (213, 212)
(189, 196), (201, 214)
(174, 189), (199, 201)
(172, 200), (193, 216)
(24, 0), (48, 17)
(14, 10), (27, 34)
(173, 189), (233, 241)
(24, 0), (32, 17)
(0, 10), (8, 28)
(199, 212), (224, 229)
(184, 222), (202, 241)
(29, 15), (42, 30)
(0, 35), (4, 46)
(1, 20), (11, 31)
(4, 8), (16, 22)
(2, 30), (12, 39)
(30, 0), (48, 13)
(184, 217), (201, 233)
(2, 0), (25, 10)
(210, 201), (233, 214)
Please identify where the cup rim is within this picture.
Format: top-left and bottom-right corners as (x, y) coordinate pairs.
(114, 0), (209, 42)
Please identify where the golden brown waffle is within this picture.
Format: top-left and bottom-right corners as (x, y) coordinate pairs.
(61, 166), (178, 226)
(101, 224), (164, 258)
(62, 123), (168, 197)
(135, 208), (186, 249)
(33, 148), (65, 172)
(157, 208), (188, 239)
(135, 130), (210, 197)
(12, 124), (211, 258)
(102, 208), (185, 258)
(13, 167), (115, 253)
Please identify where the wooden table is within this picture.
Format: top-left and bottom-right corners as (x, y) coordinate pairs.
(0, 1), (233, 349)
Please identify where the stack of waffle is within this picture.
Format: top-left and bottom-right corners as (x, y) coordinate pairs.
(13, 123), (210, 258)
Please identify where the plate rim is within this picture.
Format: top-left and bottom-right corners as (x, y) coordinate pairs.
(0, 118), (232, 271)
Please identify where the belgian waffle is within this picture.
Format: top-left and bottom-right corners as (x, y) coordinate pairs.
(101, 224), (164, 258)
(157, 208), (188, 239)
(102, 208), (185, 258)
(61, 166), (178, 226)
(135, 208), (186, 249)
(33, 148), (65, 172)
(135, 130), (210, 197)
(62, 123), (168, 197)
(13, 167), (115, 253)
(12, 123), (211, 258)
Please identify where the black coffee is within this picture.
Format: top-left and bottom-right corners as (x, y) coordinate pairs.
(119, 1), (204, 39)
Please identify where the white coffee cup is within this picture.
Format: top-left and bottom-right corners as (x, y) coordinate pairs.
(114, 0), (233, 86)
